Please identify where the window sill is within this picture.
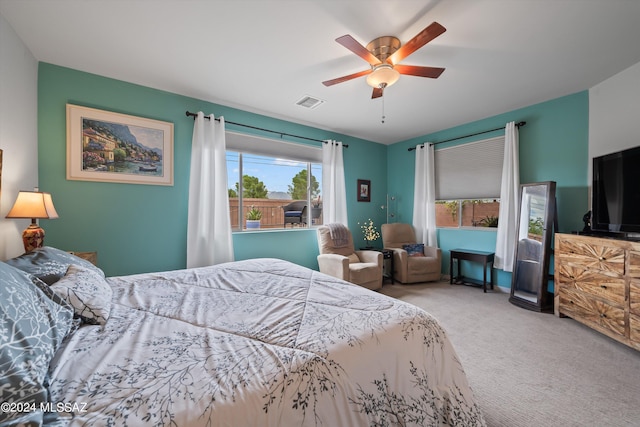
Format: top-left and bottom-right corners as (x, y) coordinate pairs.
(232, 227), (319, 234)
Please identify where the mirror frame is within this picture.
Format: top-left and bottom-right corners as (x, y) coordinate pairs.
(509, 181), (556, 312)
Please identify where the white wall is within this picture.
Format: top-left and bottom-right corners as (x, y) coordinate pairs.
(587, 60), (640, 211)
(0, 12), (39, 259)
(589, 61), (640, 159)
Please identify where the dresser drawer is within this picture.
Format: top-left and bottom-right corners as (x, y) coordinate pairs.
(556, 238), (625, 276)
(556, 263), (625, 306)
(628, 251), (640, 278)
(558, 288), (626, 338)
(630, 314), (640, 348)
(631, 281), (640, 317)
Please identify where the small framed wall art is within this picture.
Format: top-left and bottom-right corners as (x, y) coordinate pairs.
(357, 179), (371, 202)
(66, 104), (174, 186)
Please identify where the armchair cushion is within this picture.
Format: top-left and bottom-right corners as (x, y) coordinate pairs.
(348, 260), (381, 286)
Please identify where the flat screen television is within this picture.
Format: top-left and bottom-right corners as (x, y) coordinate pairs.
(592, 145), (640, 237)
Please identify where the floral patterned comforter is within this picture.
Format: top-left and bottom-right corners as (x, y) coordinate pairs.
(48, 258), (485, 426)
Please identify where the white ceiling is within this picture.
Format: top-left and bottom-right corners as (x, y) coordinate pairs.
(2, 0), (640, 145)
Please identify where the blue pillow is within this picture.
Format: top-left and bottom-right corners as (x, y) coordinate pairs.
(5, 246), (104, 285)
(402, 243), (425, 257)
(0, 261), (76, 426)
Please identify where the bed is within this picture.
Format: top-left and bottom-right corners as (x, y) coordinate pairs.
(1, 247), (485, 426)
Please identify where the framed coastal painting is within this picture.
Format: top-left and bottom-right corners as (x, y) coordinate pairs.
(66, 104), (174, 185)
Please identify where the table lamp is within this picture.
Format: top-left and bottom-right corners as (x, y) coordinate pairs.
(6, 190), (59, 252)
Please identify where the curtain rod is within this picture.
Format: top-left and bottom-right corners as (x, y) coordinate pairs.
(185, 111), (348, 148)
(407, 121), (526, 151)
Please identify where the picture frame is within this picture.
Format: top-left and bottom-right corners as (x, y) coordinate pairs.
(357, 179), (371, 202)
(66, 104), (174, 186)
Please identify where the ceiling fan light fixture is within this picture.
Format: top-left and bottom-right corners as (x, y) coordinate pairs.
(366, 64), (400, 89)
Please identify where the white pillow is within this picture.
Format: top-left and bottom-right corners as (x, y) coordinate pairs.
(50, 264), (112, 325)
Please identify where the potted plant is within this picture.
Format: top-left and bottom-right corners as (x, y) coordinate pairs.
(358, 218), (380, 249)
(246, 206), (262, 229)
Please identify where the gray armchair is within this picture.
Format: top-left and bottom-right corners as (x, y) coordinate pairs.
(316, 224), (383, 291)
(381, 223), (442, 284)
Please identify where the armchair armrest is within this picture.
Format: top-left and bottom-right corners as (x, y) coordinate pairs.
(386, 247), (408, 266)
(355, 250), (383, 267)
(317, 254), (350, 280)
(423, 246), (442, 261)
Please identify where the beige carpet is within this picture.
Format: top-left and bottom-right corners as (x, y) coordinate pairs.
(380, 281), (640, 427)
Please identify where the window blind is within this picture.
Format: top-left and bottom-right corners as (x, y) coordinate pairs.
(225, 131), (322, 162)
(434, 136), (505, 200)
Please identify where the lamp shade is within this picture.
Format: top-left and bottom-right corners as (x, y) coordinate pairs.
(6, 191), (59, 252)
(6, 191), (59, 219)
(366, 64), (400, 89)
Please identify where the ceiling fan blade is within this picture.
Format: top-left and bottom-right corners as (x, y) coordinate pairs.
(395, 64), (445, 78)
(322, 69), (372, 86)
(387, 21), (446, 65)
(372, 87), (383, 99)
(335, 35), (382, 65)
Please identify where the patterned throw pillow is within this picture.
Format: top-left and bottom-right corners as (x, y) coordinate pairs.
(50, 264), (113, 325)
(402, 243), (426, 257)
(0, 261), (75, 426)
(5, 246), (105, 285)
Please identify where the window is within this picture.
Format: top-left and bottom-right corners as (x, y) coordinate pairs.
(436, 199), (500, 228)
(434, 136), (504, 228)
(225, 132), (322, 231)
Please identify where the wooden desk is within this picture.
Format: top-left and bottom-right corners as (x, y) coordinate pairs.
(449, 249), (494, 292)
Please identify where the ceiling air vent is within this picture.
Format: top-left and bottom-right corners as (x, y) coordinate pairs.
(295, 95), (324, 110)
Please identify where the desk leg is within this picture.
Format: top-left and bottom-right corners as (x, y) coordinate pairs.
(390, 256), (395, 284)
(489, 262), (494, 290)
(449, 256), (453, 285)
(482, 260), (487, 293)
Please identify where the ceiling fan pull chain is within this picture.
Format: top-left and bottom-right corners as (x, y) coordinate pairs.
(381, 95), (386, 124)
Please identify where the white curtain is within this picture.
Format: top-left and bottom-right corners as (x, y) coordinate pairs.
(412, 143), (438, 247)
(322, 140), (348, 225)
(187, 112), (234, 268)
(494, 121), (520, 271)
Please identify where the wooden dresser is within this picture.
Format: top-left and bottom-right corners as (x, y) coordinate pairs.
(554, 233), (640, 351)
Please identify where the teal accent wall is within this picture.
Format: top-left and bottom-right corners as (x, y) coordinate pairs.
(38, 63), (387, 276)
(387, 92), (590, 288)
(37, 62), (588, 285)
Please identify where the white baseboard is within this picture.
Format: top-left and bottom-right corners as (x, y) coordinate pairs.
(442, 274), (510, 293)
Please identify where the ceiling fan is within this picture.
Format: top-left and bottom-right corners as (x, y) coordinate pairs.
(322, 22), (446, 99)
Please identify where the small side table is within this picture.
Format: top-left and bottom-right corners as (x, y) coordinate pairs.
(449, 249), (494, 292)
(380, 249), (394, 284)
(69, 251), (98, 266)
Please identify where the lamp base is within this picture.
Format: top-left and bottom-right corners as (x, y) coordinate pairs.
(22, 224), (45, 253)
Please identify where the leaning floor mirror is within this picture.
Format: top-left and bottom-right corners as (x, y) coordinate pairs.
(509, 181), (557, 312)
